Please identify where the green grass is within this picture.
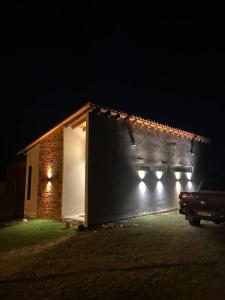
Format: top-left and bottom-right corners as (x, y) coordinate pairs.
(0, 219), (75, 252)
(1, 213), (225, 299)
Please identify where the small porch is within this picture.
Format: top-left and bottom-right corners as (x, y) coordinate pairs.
(62, 116), (88, 226)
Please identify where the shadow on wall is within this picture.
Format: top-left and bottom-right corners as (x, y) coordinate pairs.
(0, 161), (26, 221)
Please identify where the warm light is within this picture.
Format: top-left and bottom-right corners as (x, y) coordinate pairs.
(47, 169), (53, 179)
(47, 181), (52, 191)
(139, 181), (146, 194)
(156, 181), (163, 193)
(156, 171), (164, 180)
(176, 181), (181, 193)
(186, 172), (192, 181)
(175, 172), (181, 180)
(138, 170), (146, 180)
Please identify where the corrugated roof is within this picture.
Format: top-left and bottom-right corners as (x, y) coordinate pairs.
(93, 104), (209, 143)
(18, 101), (210, 155)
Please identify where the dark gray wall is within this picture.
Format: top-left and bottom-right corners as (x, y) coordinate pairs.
(87, 112), (208, 225)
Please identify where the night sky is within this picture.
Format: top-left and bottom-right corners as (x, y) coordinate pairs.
(1, 3), (225, 176)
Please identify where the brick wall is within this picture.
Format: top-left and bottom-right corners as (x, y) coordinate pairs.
(37, 128), (63, 220)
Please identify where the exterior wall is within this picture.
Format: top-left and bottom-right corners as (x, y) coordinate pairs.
(37, 128), (63, 220)
(24, 144), (40, 218)
(0, 182), (5, 194)
(0, 161), (26, 221)
(87, 112), (208, 225)
(6, 161), (26, 218)
(62, 125), (86, 219)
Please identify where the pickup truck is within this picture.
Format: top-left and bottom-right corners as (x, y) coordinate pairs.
(179, 179), (225, 226)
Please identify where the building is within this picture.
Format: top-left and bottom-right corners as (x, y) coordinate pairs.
(0, 161), (26, 220)
(18, 102), (209, 226)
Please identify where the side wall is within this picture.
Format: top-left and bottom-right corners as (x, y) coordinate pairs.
(37, 128), (63, 220)
(24, 144), (40, 218)
(87, 112), (208, 225)
(62, 126), (86, 218)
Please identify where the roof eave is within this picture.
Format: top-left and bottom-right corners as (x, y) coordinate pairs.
(17, 101), (94, 156)
(17, 101), (210, 156)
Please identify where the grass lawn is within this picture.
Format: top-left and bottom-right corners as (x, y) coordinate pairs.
(0, 220), (75, 252)
(1, 212), (225, 299)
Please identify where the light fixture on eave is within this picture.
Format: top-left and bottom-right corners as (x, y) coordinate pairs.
(124, 116), (136, 147)
(190, 138), (195, 156)
(79, 122), (86, 131)
(71, 115), (87, 130)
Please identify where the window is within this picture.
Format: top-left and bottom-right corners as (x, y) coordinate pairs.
(27, 166), (32, 200)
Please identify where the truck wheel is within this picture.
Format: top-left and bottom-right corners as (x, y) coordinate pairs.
(188, 216), (201, 226)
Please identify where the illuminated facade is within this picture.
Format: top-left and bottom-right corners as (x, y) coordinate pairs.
(19, 102), (209, 226)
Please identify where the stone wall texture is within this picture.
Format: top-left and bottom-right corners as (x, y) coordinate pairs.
(37, 128), (63, 220)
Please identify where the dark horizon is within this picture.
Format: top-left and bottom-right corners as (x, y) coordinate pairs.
(1, 3), (225, 175)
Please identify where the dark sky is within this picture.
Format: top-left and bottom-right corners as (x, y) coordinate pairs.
(1, 3), (225, 174)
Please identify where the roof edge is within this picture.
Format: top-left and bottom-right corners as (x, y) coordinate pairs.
(18, 101), (210, 156)
(17, 101), (93, 155)
(93, 104), (210, 144)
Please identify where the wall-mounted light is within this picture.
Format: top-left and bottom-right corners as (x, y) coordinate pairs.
(150, 164), (167, 180)
(172, 166), (193, 181)
(175, 172), (181, 180)
(46, 167), (53, 191)
(47, 169), (53, 179)
(156, 171), (164, 180)
(191, 139), (195, 156)
(138, 170), (146, 180)
(137, 166), (150, 180)
(186, 172), (192, 181)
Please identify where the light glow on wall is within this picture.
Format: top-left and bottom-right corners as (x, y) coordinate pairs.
(187, 181), (193, 190)
(175, 172), (181, 180)
(176, 181), (181, 193)
(139, 181), (147, 194)
(186, 172), (192, 181)
(156, 171), (164, 180)
(138, 170), (146, 180)
(47, 169), (53, 179)
(156, 181), (164, 193)
(47, 181), (52, 191)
